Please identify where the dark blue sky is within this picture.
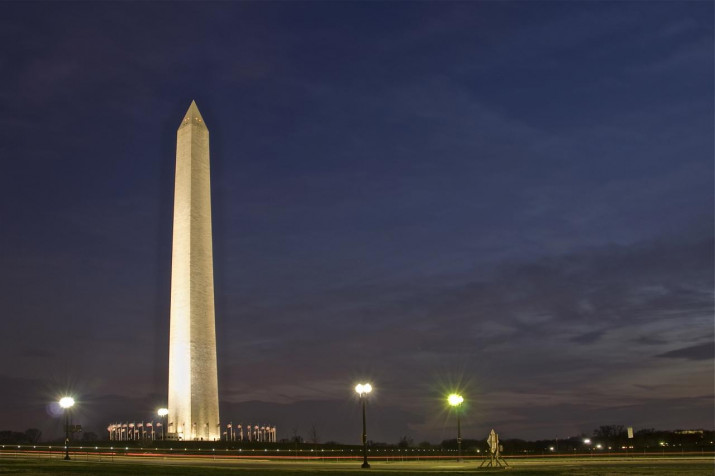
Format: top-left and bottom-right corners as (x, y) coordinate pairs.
(0, 1), (712, 444)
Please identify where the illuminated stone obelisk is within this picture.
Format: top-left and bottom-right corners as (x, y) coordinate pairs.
(168, 101), (220, 441)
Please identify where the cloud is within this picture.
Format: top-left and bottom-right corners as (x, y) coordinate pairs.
(210, 232), (714, 441)
(0, 1), (711, 444)
(657, 342), (714, 361)
(570, 330), (606, 345)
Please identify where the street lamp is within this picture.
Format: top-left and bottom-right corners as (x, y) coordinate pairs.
(447, 393), (464, 461)
(158, 408), (169, 440)
(59, 397), (75, 460)
(355, 383), (372, 469)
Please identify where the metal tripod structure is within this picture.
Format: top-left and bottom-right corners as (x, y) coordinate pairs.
(479, 428), (510, 468)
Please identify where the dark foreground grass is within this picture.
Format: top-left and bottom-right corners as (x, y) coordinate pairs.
(0, 458), (713, 476)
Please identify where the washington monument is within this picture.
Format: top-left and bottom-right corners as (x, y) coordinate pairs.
(167, 101), (220, 440)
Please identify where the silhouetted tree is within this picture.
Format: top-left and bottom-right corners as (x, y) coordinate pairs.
(24, 428), (41, 444)
(308, 425), (319, 444)
(0, 431), (25, 444)
(593, 425), (626, 448)
(397, 435), (413, 448)
(594, 425), (625, 438)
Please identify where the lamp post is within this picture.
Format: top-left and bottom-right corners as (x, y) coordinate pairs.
(59, 397), (75, 461)
(158, 408), (168, 440)
(447, 394), (464, 461)
(355, 383), (372, 469)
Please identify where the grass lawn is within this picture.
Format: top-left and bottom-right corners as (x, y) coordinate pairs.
(0, 456), (714, 476)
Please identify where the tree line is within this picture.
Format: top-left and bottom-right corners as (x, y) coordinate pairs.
(439, 426), (714, 454)
(1, 425), (712, 452)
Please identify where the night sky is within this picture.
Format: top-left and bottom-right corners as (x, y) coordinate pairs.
(1, 2), (713, 444)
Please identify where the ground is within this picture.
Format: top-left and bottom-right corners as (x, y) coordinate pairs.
(0, 454), (713, 475)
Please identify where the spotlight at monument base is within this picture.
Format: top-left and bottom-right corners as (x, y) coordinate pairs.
(158, 408), (169, 417)
(448, 393), (463, 406)
(59, 397), (75, 409)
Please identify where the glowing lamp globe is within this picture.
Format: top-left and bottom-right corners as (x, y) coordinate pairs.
(355, 383), (372, 396)
(447, 394), (463, 406)
(59, 397), (75, 409)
